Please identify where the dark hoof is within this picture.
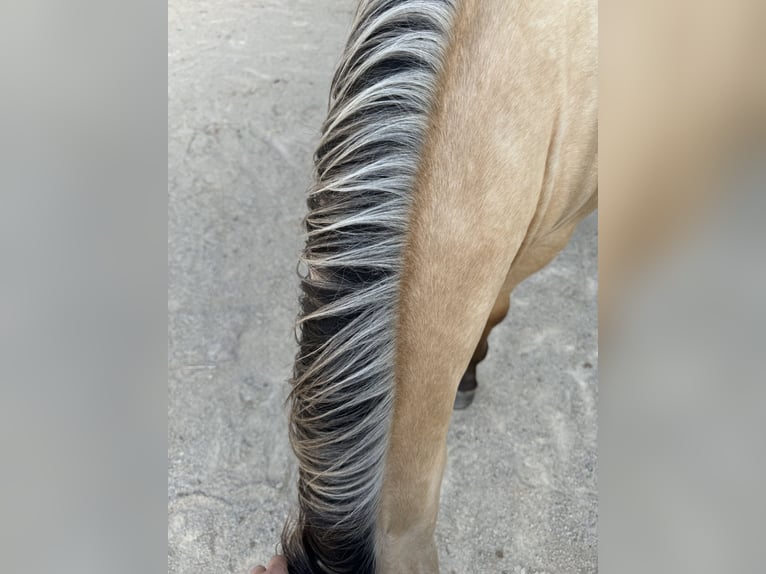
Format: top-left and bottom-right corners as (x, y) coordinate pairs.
(455, 368), (478, 410)
(453, 388), (475, 410)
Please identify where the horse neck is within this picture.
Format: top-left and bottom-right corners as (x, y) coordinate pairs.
(378, 0), (597, 570)
(282, 2), (458, 573)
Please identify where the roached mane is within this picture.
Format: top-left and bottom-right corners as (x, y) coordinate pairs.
(281, 1), (456, 573)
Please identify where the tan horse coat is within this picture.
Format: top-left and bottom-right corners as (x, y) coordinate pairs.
(378, 0), (597, 570)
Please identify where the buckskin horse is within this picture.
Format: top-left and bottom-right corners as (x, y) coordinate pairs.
(256, 0), (597, 572)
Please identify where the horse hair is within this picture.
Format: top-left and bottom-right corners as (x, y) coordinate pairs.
(280, 1), (456, 572)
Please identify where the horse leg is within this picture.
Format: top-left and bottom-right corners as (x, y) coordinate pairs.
(454, 278), (513, 409)
(455, 223), (582, 409)
(377, 227), (591, 570)
(378, 224), (536, 573)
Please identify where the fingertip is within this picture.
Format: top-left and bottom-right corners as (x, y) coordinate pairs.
(267, 555), (288, 572)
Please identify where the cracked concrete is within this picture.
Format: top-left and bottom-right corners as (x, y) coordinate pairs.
(168, 1), (597, 573)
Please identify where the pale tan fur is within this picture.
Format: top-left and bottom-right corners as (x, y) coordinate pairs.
(377, 1), (597, 571)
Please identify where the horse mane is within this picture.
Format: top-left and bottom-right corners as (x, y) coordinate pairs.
(281, 1), (456, 572)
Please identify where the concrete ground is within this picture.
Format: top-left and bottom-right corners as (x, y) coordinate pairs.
(168, 1), (598, 573)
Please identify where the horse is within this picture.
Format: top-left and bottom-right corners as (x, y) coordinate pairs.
(262, 0), (597, 572)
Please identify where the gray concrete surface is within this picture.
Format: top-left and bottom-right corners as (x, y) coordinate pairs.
(168, 1), (598, 573)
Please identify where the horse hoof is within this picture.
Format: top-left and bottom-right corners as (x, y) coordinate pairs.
(453, 388), (475, 410)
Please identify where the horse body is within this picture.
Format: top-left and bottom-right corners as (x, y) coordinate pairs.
(283, 0), (596, 572)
